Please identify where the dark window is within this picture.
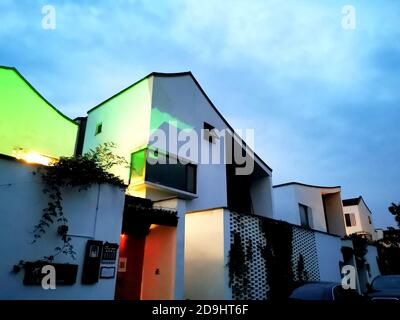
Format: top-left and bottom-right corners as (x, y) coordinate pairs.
(368, 216), (372, 224)
(95, 123), (103, 135)
(299, 204), (311, 228)
(345, 213), (356, 227)
(143, 151), (197, 194)
(203, 122), (217, 143)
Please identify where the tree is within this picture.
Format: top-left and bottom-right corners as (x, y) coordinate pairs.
(388, 203), (400, 227)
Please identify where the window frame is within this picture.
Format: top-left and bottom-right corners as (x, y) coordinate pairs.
(95, 122), (103, 136)
(345, 213), (356, 227)
(299, 203), (312, 229)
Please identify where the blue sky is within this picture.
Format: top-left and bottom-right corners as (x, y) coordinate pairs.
(1, 0), (399, 228)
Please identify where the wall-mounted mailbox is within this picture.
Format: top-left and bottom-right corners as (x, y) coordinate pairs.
(101, 242), (119, 264)
(81, 240), (103, 284)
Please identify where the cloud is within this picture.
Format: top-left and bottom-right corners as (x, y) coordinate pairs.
(0, 0), (399, 228)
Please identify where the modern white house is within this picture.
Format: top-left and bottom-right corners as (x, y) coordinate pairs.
(80, 71), (275, 299)
(342, 196), (377, 241)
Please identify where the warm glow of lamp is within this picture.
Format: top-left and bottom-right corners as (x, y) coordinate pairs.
(25, 152), (52, 166)
(13, 149), (55, 166)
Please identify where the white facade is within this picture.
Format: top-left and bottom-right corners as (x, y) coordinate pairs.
(82, 72), (274, 218)
(0, 157), (125, 299)
(273, 182), (347, 237)
(342, 197), (376, 240)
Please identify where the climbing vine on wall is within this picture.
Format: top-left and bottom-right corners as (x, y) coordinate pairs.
(13, 143), (127, 272)
(349, 233), (369, 268)
(260, 218), (294, 300)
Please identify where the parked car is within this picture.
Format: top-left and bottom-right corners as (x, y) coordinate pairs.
(289, 281), (363, 301)
(367, 275), (400, 301)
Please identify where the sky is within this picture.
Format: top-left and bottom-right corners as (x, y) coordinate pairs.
(1, 0), (399, 228)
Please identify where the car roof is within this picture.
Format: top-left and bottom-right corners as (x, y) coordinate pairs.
(290, 282), (339, 300)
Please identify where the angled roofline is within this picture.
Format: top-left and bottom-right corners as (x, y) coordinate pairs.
(273, 181), (341, 189)
(0, 65), (78, 126)
(86, 71), (192, 114)
(342, 196), (373, 214)
(86, 71), (273, 172)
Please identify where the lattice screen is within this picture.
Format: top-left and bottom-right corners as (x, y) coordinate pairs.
(291, 226), (320, 282)
(229, 212), (269, 300)
(229, 212), (320, 300)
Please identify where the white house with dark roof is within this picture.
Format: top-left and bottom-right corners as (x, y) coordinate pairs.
(342, 196), (377, 241)
(80, 71), (275, 299)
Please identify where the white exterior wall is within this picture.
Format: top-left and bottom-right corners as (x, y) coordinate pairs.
(273, 185), (329, 232)
(151, 75), (229, 211)
(273, 184), (346, 236)
(314, 232), (342, 282)
(183, 208), (231, 300)
(0, 158), (125, 300)
(251, 175), (274, 218)
(365, 245), (381, 283)
(294, 185), (329, 232)
(83, 74), (273, 217)
(272, 185), (299, 225)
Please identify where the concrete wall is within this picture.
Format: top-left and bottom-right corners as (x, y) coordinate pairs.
(323, 193), (346, 237)
(314, 232), (342, 282)
(184, 209), (230, 299)
(0, 158), (125, 299)
(273, 185), (299, 225)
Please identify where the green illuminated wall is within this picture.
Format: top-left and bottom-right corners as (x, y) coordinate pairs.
(83, 77), (153, 183)
(0, 67), (78, 158)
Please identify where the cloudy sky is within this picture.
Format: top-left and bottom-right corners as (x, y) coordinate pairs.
(1, 0), (399, 228)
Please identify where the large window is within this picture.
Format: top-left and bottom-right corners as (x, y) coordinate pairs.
(130, 149), (197, 194)
(345, 213), (356, 227)
(299, 203), (312, 228)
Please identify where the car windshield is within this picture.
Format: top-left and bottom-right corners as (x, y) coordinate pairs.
(372, 276), (400, 290)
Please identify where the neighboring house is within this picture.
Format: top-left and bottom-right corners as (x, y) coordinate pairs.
(0, 66), (125, 299)
(0, 66), (78, 163)
(342, 196), (377, 241)
(273, 182), (347, 237)
(273, 183), (381, 294)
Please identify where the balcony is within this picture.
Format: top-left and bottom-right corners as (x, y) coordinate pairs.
(128, 147), (197, 199)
